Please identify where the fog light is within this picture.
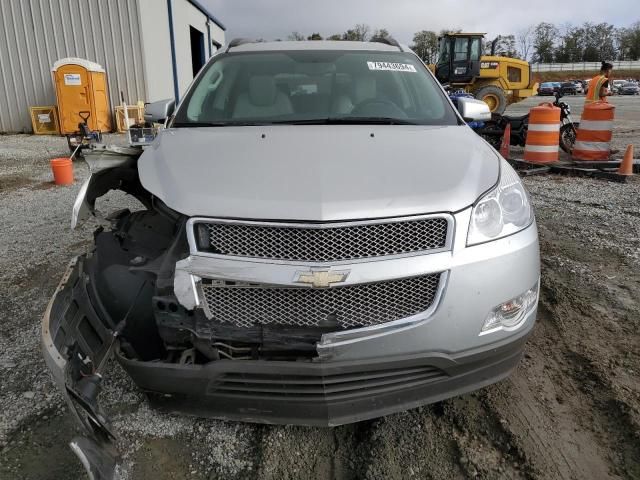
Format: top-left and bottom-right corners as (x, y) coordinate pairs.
(481, 282), (539, 333)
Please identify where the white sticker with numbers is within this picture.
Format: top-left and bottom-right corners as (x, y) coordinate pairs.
(367, 61), (416, 72)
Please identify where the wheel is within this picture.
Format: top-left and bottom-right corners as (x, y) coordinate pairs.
(559, 122), (579, 153)
(473, 85), (507, 115)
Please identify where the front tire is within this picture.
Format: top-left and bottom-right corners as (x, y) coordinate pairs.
(559, 122), (579, 153)
(474, 85), (508, 114)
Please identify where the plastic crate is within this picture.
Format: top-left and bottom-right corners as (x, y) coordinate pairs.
(30, 106), (60, 135)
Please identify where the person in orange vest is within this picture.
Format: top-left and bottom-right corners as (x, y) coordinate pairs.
(583, 61), (619, 155)
(585, 61), (613, 104)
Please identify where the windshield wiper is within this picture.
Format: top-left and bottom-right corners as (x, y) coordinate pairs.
(328, 117), (418, 125)
(171, 121), (224, 127)
(171, 121), (277, 127)
(172, 117), (420, 127)
(270, 117), (419, 125)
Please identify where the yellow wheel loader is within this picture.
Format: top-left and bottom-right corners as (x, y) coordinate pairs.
(433, 33), (538, 114)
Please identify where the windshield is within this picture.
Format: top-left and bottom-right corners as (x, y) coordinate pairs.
(172, 50), (458, 126)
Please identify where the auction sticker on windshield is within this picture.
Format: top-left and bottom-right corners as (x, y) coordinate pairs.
(367, 62), (417, 72)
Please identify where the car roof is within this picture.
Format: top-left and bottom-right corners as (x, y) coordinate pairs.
(227, 40), (402, 53)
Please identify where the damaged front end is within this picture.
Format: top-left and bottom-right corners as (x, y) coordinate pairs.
(42, 145), (188, 478)
(42, 146), (352, 478)
(42, 142), (533, 479)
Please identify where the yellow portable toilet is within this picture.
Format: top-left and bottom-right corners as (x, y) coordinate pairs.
(52, 58), (112, 134)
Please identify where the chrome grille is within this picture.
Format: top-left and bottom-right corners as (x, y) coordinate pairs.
(194, 217), (450, 262)
(200, 274), (441, 329)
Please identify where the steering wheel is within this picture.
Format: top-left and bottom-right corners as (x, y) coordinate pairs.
(351, 98), (405, 117)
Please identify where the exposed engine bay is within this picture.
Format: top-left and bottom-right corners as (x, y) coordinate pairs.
(68, 146), (331, 373)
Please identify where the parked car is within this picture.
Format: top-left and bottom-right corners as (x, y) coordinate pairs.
(560, 82), (578, 95)
(538, 82), (556, 95)
(611, 79), (627, 94)
(42, 39), (540, 477)
(571, 81), (584, 94)
(618, 82), (640, 95)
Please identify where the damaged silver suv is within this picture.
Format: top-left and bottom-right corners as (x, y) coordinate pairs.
(42, 39), (539, 475)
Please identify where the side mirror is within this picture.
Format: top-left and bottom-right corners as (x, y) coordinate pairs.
(144, 99), (175, 124)
(456, 97), (491, 122)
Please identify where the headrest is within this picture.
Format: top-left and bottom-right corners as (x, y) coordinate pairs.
(354, 75), (377, 103)
(249, 76), (277, 106)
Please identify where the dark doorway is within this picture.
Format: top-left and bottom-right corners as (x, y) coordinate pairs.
(190, 26), (205, 77)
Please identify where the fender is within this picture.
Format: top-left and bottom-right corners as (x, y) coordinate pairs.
(71, 145), (150, 229)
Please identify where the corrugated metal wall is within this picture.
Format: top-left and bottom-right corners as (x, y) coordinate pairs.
(0, 0), (146, 132)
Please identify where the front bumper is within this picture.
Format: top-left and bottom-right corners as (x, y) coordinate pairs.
(115, 325), (531, 426)
(42, 214), (538, 430)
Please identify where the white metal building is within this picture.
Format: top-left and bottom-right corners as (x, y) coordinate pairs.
(0, 0), (226, 132)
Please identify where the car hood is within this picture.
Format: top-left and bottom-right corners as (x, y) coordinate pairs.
(138, 125), (499, 221)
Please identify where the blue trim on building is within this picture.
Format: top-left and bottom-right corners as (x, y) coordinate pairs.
(166, 0), (180, 102)
(187, 0), (226, 31)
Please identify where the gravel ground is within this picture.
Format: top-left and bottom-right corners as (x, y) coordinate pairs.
(0, 96), (639, 479)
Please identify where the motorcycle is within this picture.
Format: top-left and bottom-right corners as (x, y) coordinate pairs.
(473, 91), (579, 154)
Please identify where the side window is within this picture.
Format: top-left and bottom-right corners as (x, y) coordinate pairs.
(470, 39), (481, 61)
(507, 66), (521, 83)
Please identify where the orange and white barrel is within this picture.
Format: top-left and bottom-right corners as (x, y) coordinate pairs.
(524, 103), (560, 164)
(572, 101), (615, 161)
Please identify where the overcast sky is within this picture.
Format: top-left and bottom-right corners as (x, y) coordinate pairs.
(204, 0), (634, 45)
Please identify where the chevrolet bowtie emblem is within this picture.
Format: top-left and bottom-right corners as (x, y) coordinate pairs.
(295, 269), (350, 288)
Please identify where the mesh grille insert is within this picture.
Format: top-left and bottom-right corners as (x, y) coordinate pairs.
(200, 274), (441, 329)
(196, 217), (449, 262)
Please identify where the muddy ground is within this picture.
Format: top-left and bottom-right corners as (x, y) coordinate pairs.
(0, 96), (639, 480)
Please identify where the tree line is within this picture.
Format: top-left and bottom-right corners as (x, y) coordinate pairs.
(524, 21), (640, 63)
(283, 20), (640, 64)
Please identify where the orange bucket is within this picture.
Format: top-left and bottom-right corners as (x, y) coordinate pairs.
(50, 157), (74, 185)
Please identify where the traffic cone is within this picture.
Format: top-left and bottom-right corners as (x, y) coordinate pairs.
(500, 123), (511, 159)
(618, 144), (634, 175)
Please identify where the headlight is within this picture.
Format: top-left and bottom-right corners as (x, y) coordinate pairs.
(467, 160), (534, 246)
